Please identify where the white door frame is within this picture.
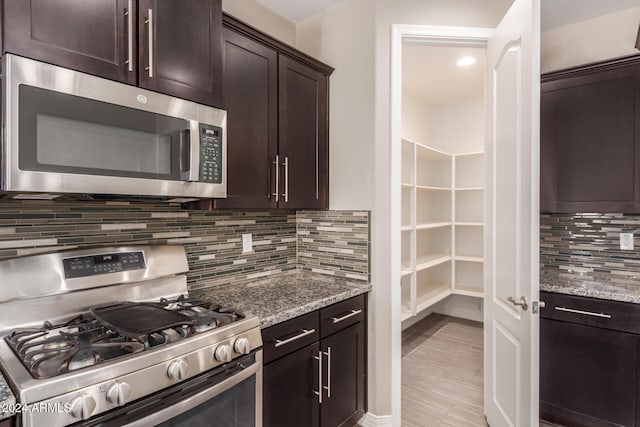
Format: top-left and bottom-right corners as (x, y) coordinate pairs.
(389, 24), (494, 426)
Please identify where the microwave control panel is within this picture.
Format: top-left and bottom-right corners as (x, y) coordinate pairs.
(199, 124), (223, 184)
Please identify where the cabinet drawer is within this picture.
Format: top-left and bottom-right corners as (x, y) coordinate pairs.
(262, 311), (319, 364)
(320, 295), (366, 339)
(540, 291), (640, 334)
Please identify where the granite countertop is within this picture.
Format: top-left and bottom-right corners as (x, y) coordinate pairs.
(0, 271), (369, 420)
(0, 372), (16, 420)
(193, 270), (372, 328)
(540, 270), (640, 304)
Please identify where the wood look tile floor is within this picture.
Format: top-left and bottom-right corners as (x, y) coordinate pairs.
(401, 314), (561, 427)
(402, 314), (485, 426)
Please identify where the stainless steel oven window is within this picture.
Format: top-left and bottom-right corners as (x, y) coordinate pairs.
(157, 375), (256, 427)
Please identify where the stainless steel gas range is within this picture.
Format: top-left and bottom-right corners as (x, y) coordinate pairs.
(0, 245), (262, 426)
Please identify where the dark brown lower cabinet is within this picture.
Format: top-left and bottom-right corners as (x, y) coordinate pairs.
(262, 295), (367, 427)
(263, 341), (320, 427)
(540, 291), (640, 427)
(320, 322), (366, 427)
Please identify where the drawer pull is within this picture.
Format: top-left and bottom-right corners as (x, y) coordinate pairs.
(554, 306), (612, 319)
(331, 309), (362, 324)
(274, 328), (316, 348)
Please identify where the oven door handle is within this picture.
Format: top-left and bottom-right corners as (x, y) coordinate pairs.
(124, 357), (261, 427)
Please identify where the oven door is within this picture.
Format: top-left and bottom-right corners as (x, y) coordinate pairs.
(3, 54), (227, 198)
(80, 351), (262, 427)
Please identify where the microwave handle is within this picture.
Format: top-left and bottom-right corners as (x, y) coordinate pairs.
(180, 121), (200, 182)
(189, 121), (200, 182)
(179, 129), (191, 181)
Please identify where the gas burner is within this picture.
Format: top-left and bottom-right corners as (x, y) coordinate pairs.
(7, 325), (146, 379)
(5, 297), (245, 379)
(160, 296), (244, 333)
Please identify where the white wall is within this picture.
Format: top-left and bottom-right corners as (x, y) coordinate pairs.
(296, 0), (375, 212)
(401, 93), (431, 145)
(541, 6), (640, 73)
(429, 97), (484, 154)
(221, 0), (296, 45)
(296, 1), (380, 422)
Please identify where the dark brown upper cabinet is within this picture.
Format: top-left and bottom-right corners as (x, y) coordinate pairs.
(214, 26), (278, 209)
(3, 0), (137, 85)
(211, 15), (333, 210)
(541, 56), (640, 213)
(138, 0), (222, 107)
(3, 0), (223, 107)
(279, 56), (329, 210)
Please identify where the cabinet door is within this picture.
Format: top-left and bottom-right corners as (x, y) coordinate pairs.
(3, 0), (135, 84)
(278, 55), (329, 209)
(213, 28), (278, 209)
(321, 322), (366, 427)
(138, 0), (222, 107)
(263, 342), (320, 427)
(541, 60), (640, 212)
(540, 318), (638, 427)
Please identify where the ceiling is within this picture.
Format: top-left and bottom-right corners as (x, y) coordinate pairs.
(255, 0), (640, 30)
(541, 0), (640, 32)
(254, 0), (344, 23)
(402, 44), (485, 106)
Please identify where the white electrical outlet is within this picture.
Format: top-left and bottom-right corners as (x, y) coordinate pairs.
(620, 232), (634, 250)
(242, 233), (253, 253)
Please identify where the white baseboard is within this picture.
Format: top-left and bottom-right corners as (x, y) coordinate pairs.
(358, 412), (393, 427)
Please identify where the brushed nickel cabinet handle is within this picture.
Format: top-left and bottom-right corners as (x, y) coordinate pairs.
(323, 346), (331, 398)
(281, 156), (289, 203)
(554, 306), (611, 319)
(125, 0), (133, 72)
(273, 328), (315, 348)
(331, 309), (362, 324)
(272, 155), (279, 202)
(145, 9), (154, 77)
(314, 350), (323, 403)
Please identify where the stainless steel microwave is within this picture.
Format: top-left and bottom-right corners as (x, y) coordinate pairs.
(1, 54), (227, 199)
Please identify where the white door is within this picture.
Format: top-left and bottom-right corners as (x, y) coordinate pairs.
(484, 0), (540, 425)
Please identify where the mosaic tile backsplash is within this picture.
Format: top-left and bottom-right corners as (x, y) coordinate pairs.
(297, 210), (370, 281)
(0, 201), (370, 291)
(540, 213), (640, 275)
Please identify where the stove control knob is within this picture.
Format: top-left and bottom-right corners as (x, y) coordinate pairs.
(167, 359), (189, 381)
(234, 337), (251, 355)
(106, 381), (132, 406)
(214, 344), (233, 363)
(70, 394), (97, 420)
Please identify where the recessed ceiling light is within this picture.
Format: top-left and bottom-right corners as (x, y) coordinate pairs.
(457, 56), (476, 67)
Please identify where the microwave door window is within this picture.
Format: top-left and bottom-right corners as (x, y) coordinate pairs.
(36, 114), (172, 174)
(18, 85), (188, 181)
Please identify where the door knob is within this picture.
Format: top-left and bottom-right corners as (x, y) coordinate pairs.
(507, 296), (528, 311)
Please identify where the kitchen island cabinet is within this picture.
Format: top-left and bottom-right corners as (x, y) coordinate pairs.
(262, 295), (366, 427)
(3, 0), (223, 107)
(541, 55), (640, 213)
(540, 290), (640, 427)
(210, 15), (332, 210)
